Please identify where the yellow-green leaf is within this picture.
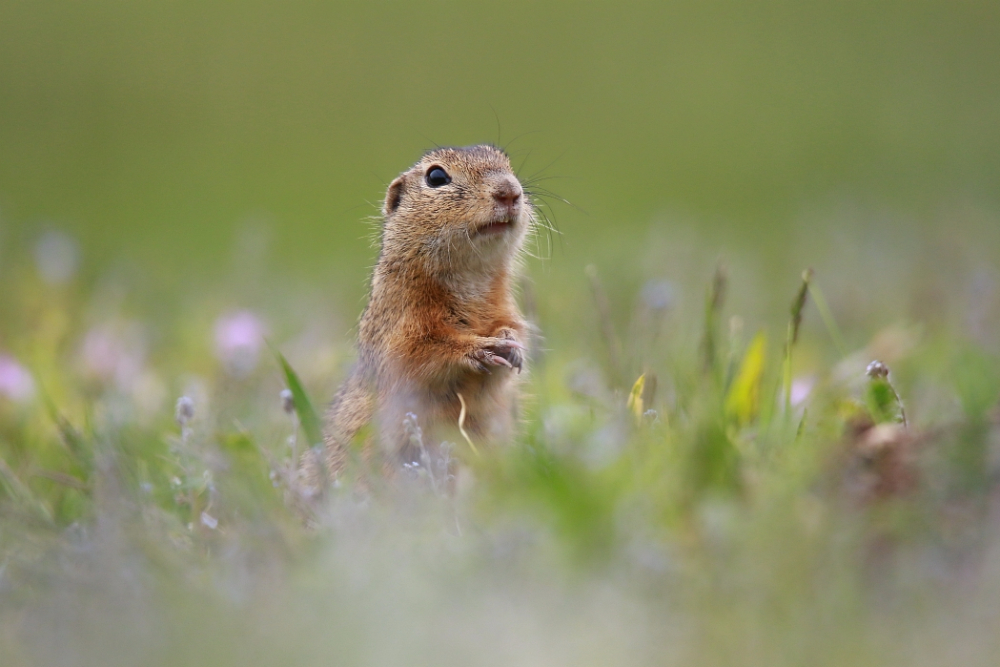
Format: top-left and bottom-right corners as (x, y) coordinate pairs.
(725, 333), (768, 426)
(627, 374), (646, 424)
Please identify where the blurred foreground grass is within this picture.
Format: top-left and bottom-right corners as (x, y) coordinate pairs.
(1, 215), (999, 666)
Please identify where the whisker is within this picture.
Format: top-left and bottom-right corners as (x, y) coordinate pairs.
(515, 149), (534, 180)
(489, 104), (502, 147)
(520, 174), (572, 186)
(525, 188), (586, 216)
(503, 129), (544, 155)
(525, 150), (567, 182)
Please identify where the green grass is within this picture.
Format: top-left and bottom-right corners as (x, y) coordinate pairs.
(1, 221), (999, 666)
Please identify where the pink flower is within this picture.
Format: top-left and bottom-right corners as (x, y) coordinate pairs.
(80, 322), (146, 389)
(214, 310), (266, 377)
(0, 354), (36, 403)
(791, 377), (815, 407)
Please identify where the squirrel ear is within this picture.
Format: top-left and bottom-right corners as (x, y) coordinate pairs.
(383, 176), (405, 217)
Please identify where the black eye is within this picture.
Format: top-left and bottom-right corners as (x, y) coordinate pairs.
(425, 166), (451, 188)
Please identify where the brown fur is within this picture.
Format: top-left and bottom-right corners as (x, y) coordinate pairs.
(320, 145), (531, 480)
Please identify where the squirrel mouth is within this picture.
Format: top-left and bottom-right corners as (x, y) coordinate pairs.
(476, 218), (515, 236)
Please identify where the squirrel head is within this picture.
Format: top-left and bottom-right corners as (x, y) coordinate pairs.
(380, 144), (532, 274)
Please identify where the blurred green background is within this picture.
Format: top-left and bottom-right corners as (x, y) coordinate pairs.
(1, 0), (999, 344)
(3, 6), (1000, 665)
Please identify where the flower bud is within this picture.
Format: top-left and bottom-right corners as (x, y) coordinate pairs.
(175, 396), (195, 426)
(865, 360), (889, 379)
(280, 388), (295, 415)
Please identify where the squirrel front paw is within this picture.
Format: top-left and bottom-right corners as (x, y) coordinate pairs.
(467, 333), (524, 374)
(494, 329), (524, 372)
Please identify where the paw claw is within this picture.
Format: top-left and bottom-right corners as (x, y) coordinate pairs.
(468, 333), (525, 374)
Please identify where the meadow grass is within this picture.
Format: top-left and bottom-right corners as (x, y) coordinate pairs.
(1, 225), (999, 667)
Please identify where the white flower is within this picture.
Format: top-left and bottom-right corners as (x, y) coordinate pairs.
(790, 377), (815, 407)
(866, 360), (890, 379)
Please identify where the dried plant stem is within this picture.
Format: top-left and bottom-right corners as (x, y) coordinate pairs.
(806, 281), (847, 358)
(456, 393), (480, 457)
(892, 384), (908, 428)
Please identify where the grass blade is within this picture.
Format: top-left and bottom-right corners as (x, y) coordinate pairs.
(269, 345), (324, 448)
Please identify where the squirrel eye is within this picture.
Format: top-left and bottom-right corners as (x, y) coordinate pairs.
(425, 166), (451, 188)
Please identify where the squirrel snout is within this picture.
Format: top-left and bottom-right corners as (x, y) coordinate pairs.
(491, 176), (523, 210)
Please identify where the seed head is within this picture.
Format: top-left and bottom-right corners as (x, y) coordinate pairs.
(175, 395), (195, 426)
(280, 388), (295, 415)
(866, 360), (890, 379)
(788, 269), (813, 346)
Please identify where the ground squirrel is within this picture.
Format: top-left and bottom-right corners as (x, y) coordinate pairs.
(320, 144), (532, 480)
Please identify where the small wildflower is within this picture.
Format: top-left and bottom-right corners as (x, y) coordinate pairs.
(866, 360), (889, 379)
(175, 396), (195, 426)
(640, 279), (677, 312)
(280, 388), (295, 415)
(80, 322), (147, 389)
(403, 412), (423, 447)
(791, 377), (815, 407)
(214, 310), (266, 377)
(200, 512), (218, 530)
(34, 230), (79, 285)
(0, 354), (36, 403)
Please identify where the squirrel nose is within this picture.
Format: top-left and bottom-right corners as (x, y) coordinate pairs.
(491, 176), (522, 208)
